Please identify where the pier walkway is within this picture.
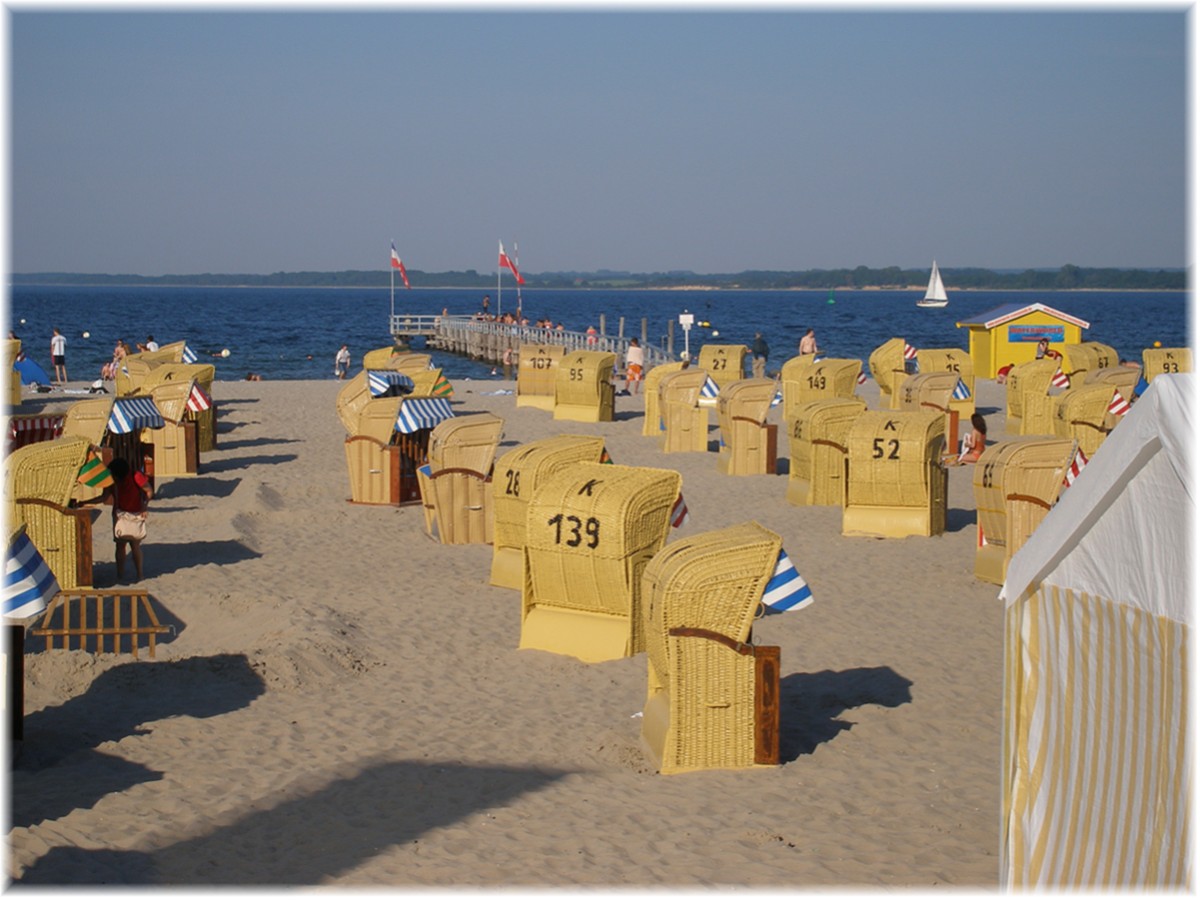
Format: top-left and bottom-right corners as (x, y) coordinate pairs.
(389, 314), (678, 370)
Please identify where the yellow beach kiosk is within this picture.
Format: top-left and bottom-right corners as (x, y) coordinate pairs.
(956, 303), (1089, 380)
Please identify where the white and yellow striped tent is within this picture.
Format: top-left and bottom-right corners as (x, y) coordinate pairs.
(998, 373), (1193, 890)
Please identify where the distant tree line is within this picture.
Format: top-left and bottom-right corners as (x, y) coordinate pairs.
(10, 263), (1186, 291)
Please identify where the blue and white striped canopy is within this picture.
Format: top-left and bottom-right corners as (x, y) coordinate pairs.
(368, 370), (416, 397)
(108, 396), (165, 434)
(395, 398), (454, 434)
(760, 549), (813, 614)
(4, 530), (58, 620)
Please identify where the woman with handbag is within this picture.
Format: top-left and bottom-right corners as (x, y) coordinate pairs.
(106, 457), (153, 582)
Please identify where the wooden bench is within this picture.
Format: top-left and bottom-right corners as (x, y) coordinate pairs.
(32, 589), (170, 658)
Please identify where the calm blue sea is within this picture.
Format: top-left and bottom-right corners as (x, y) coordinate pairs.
(7, 285), (1192, 384)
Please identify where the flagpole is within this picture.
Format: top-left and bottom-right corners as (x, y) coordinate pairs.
(497, 240), (502, 320)
(514, 240), (522, 323)
(389, 240), (395, 325)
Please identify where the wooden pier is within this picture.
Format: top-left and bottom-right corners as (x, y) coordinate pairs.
(389, 314), (679, 370)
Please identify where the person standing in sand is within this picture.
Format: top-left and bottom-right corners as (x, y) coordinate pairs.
(50, 327), (67, 384)
(751, 332), (769, 378)
(335, 344), (350, 379)
(624, 338), (645, 394)
(104, 457), (153, 582)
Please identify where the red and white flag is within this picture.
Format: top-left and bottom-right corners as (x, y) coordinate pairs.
(1050, 367), (1071, 389)
(1108, 388), (1132, 417)
(903, 342), (918, 360)
(670, 492), (690, 528)
(1063, 447), (1089, 488)
(499, 240), (525, 285)
(390, 242), (411, 288)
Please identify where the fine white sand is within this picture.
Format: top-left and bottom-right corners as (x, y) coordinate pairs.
(8, 374), (1008, 888)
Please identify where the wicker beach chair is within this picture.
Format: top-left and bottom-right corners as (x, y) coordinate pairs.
(343, 394), (453, 507)
(843, 409), (948, 538)
(553, 351), (615, 422)
(140, 362), (218, 451)
(1059, 341), (1118, 384)
(144, 381), (199, 478)
(5, 436), (97, 590)
(4, 339), (21, 407)
(896, 372), (961, 451)
(1142, 346), (1191, 383)
(697, 344), (748, 390)
(715, 378), (778, 475)
(336, 372), (374, 435)
(868, 338), (910, 408)
(520, 462), (681, 662)
(1083, 366), (1141, 406)
(657, 369), (711, 453)
(1005, 358), (1062, 435)
(490, 434), (608, 589)
(383, 353), (434, 375)
(641, 361), (688, 437)
(362, 346), (402, 369)
(415, 413), (504, 544)
(61, 397), (115, 446)
(516, 345), (566, 410)
(913, 348), (974, 421)
(641, 521), (783, 774)
(972, 438), (1076, 585)
(780, 356), (863, 418)
(1052, 383), (1117, 456)
(785, 397), (867, 506)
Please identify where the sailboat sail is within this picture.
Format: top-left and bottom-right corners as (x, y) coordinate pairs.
(917, 261), (949, 308)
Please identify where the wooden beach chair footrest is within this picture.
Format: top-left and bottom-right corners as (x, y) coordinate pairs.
(32, 589), (171, 658)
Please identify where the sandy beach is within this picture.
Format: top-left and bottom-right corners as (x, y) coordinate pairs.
(7, 373), (1009, 888)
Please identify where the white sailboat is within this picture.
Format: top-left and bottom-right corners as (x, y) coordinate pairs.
(917, 260), (949, 308)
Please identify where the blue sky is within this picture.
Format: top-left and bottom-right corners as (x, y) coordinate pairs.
(7, 9), (1189, 275)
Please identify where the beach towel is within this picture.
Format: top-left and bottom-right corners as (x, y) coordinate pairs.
(77, 449), (115, 489)
(4, 530), (59, 620)
(108, 396), (164, 434)
(760, 549), (813, 615)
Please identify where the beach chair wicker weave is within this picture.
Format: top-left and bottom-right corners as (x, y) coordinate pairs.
(61, 397), (115, 446)
(780, 357), (862, 418)
(520, 462), (681, 662)
(336, 372), (373, 435)
(415, 413), (504, 544)
(490, 434), (608, 589)
(868, 338), (909, 407)
(972, 438), (1076, 585)
(640, 521), (783, 773)
(1083, 366), (1141, 406)
(1059, 342), (1118, 384)
(1142, 346), (1191, 383)
(383, 353), (435, 375)
(697, 344), (748, 390)
(657, 369), (711, 453)
(843, 410), (947, 538)
(516, 345), (566, 410)
(553, 351), (615, 422)
(641, 361), (688, 437)
(1005, 358), (1062, 434)
(912, 348), (974, 421)
(1052, 384), (1117, 456)
(786, 397), (867, 506)
(5, 436), (96, 589)
(715, 378), (778, 475)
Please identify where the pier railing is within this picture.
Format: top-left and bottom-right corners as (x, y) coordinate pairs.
(390, 314), (677, 370)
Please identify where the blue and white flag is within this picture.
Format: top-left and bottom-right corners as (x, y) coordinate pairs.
(4, 530), (58, 620)
(395, 398), (454, 434)
(951, 378), (971, 400)
(182, 344), (198, 364)
(771, 389), (783, 407)
(699, 375), (720, 403)
(108, 397), (164, 434)
(367, 370), (415, 397)
(760, 549), (813, 614)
